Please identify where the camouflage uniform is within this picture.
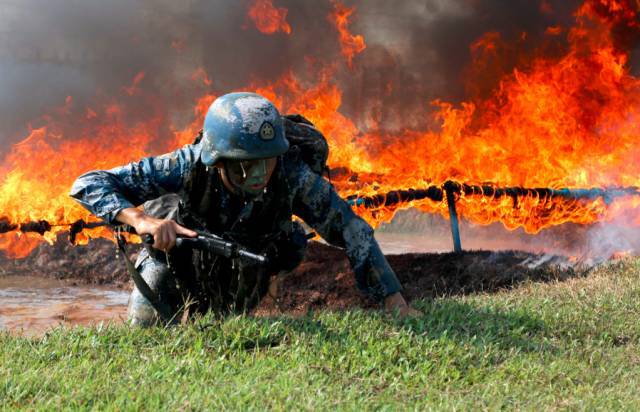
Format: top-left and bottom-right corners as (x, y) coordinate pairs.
(70, 136), (402, 326)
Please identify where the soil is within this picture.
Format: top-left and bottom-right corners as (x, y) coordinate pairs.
(0, 233), (584, 315)
(256, 242), (582, 315)
(0, 233), (134, 287)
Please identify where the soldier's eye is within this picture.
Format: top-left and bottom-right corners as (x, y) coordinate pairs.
(225, 158), (275, 182)
(225, 162), (244, 179)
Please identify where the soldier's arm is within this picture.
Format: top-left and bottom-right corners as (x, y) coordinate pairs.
(70, 145), (200, 250)
(290, 161), (417, 315)
(69, 144), (199, 224)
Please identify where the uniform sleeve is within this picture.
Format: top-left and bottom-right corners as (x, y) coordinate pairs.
(290, 162), (402, 301)
(69, 144), (199, 223)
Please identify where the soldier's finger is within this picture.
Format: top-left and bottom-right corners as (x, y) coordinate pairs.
(167, 230), (176, 250)
(154, 230), (168, 250)
(174, 222), (197, 237)
(401, 307), (422, 318)
(152, 234), (162, 249)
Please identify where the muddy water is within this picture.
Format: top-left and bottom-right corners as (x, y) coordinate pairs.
(376, 232), (450, 254)
(0, 276), (129, 336)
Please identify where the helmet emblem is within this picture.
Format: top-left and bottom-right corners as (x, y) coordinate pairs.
(259, 122), (275, 140)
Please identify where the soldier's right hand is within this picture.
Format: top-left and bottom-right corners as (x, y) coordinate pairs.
(115, 208), (198, 251)
(133, 215), (197, 251)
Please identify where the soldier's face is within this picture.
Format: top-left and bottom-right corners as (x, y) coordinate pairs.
(222, 157), (278, 196)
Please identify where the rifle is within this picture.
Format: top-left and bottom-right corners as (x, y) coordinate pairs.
(153, 231), (268, 265)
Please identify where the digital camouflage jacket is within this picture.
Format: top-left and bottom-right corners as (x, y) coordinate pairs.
(69, 143), (402, 300)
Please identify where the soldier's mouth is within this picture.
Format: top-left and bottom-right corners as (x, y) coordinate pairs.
(242, 178), (268, 191)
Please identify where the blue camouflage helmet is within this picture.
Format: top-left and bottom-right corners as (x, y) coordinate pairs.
(200, 92), (289, 166)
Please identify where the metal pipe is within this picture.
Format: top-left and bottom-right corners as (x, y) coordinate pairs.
(0, 217), (18, 234)
(444, 182), (462, 253)
(0, 183), (638, 249)
(346, 186), (443, 209)
(346, 182), (640, 209)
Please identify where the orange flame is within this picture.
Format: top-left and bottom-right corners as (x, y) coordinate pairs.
(191, 68), (212, 87)
(328, 0), (366, 68)
(0, 0), (639, 258)
(247, 0), (292, 35)
(0, 90), (159, 257)
(121, 71), (146, 96)
(546, 26), (563, 35)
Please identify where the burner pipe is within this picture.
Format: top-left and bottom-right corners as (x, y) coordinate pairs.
(1, 183), (638, 253)
(346, 182), (640, 253)
(346, 182), (640, 209)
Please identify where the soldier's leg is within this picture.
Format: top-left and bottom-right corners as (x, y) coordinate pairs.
(213, 224), (310, 314)
(236, 263), (272, 312)
(127, 249), (181, 327)
(265, 222), (310, 303)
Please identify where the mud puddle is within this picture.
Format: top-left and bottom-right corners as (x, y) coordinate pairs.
(0, 276), (128, 336)
(375, 232), (449, 254)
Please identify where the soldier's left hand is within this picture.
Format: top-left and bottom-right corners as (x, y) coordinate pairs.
(384, 292), (421, 318)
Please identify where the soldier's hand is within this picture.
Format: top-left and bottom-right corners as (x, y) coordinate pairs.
(384, 292), (421, 318)
(133, 215), (197, 251)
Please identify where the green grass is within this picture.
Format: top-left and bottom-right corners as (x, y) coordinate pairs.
(2, 258), (640, 410)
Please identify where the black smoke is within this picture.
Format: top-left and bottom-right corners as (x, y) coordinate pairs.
(0, 0), (606, 150)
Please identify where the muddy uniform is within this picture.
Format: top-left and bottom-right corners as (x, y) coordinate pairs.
(70, 141), (402, 325)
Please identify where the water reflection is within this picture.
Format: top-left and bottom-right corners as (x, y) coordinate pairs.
(0, 276), (128, 336)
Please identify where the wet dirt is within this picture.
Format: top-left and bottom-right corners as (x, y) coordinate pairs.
(255, 241), (582, 316)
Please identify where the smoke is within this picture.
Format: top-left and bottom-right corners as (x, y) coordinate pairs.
(377, 206), (640, 260)
(339, 0), (584, 129)
(0, 0), (590, 145)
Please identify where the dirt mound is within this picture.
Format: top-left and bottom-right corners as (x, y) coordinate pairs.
(0, 233), (135, 287)
(1, 234), (583, 313)
(256, 242), (582, 315)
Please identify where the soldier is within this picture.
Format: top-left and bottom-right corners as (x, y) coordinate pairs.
(70, 92), (419, 326)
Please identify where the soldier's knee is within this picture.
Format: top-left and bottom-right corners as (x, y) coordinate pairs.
(127, 252), (176, 327)
(136, 250), (173, 289)
(127, 288), (160, 327)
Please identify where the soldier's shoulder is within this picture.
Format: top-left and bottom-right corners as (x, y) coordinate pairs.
(280, 151), (313, 179)
(178, 143), (202, 163)
(162, 144), (202, 171)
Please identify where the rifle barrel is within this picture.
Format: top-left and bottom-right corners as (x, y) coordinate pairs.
(238, 249), (269, 265)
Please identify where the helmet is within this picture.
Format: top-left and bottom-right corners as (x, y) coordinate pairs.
(200, 92), (289, 166)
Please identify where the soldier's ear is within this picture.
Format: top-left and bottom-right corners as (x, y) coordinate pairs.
(206, 162), (224, 177)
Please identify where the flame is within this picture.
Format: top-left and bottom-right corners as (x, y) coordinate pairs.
(0, 94), (157, 257)
(611, 250), (632, 259)
(122, 72), (146, 96)
(1, 0), (640, 258)
(328, 0), (366, 68)
(324, 0), (640, 231)
(247, 0), (292, 35)
(546, 26), (563, 35)
(191, 68), (212, 87)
